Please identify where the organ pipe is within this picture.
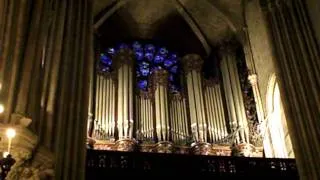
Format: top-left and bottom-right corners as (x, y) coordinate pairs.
(220, 43), (249, 144)
(182, 54), (207, 142)
(93, 73), (116, 140)
(170, 92), (189, 144)
(204, 79), (228, 143)
(152, 69), (170, 141)
(137, 90), (154, 140)
(114, 49), (135, 139)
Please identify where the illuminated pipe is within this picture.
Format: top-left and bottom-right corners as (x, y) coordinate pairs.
(99, 76), (103, 136)
(204, 86), (212, 141)
(173, 98), (178, 141)
(164, 87), (169, 139)
(94, 75), (100, 138)
(217, 84), (227, 137)
(186, 73), (198, 141)
(182, 98), (188, 139)
(209, 85), (217, 141)
(111, 80), (115, 136)
(152, 69), (169, 141)
(220, 57), (240, 143)
(177, 98), (183, 141)
(211, 85), (220, 140)
(102, 77), (106, 138)
(197, 74), (207, 141)
(114, 49), (134, 140)
(182, 54), (207, 142)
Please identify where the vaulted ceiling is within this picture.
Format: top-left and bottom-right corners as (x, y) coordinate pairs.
(93, 0), (245, 57)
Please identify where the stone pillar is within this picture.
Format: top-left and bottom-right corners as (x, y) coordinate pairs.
(240, 27), (265, 125)
(261, 0), (320, 178)
(151, 69), (170, 142)
(247, 74), (264, 124)
(114, 49), (135, 140)
(219, 43), (249, 144)
(182, 54), (207, 143)
(1, 1), (94, 179)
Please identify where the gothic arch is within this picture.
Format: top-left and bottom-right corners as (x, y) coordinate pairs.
(264, 73), (294, 158)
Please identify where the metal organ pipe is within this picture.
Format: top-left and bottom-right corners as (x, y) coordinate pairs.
(182, 54), (207, 142)
(152, 69), (169, 141)
(220, 44), (249, 144)
(114, 49), (135, 139)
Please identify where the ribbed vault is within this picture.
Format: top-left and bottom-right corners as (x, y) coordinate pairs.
(94, 0), (244, 57)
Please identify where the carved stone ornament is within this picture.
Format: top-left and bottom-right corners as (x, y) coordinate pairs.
(139, 90), (153, 100)
(169, 92), (184, 101)
(154, 141), (174, 154)
(191, 142), (213, 155)
(232, 143), (255, 157)
(151, 69), (169, 87)
(248, 74), (258, 86)
(182, 54), (203, 73)
(113, 48), (135, 68)
(203, 78), (219, 88)
(114, 139), (137, 152)
(0, 113), (54, 180)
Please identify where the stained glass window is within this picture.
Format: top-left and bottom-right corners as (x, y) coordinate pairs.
(98, 41), (181, 93)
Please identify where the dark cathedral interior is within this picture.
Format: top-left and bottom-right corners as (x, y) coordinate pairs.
(0, 0), (319, 179)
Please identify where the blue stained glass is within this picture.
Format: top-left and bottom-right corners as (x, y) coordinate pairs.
(136, 70), (141, 77)
(132, 41), (142, 50)
(170, 65), (178, 73)
(145, 44), (155, 53)
(170, 53), (178, 59)
(159, 47), (168, 56)
(138, 80), (148, 90)
(141, 61), (149, 67)
(145, 52), (154, 61)
(107, 48), (115, 56)
(140, 67), (149, 76)
(169, 74), (174, 82)
(164, 59), (174, 67)
(154, 55), (164, 64)
(118, 43), (129, 49)
(135, 51), (144, 61)
(100, 54), (112, 65)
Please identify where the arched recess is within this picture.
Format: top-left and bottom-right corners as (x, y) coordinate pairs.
(263, 74), (294, 158)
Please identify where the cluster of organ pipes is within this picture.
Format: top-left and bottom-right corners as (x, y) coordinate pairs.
(204, 80), (228, 142)
(136, 91), (154, 141)
(89, 47), (251, 147)
(94, 74), (116, 140)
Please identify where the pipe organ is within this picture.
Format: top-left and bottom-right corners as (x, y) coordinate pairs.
(204, 79), (228, 143)
(88, 43), (260, 157)
(169, 92), (189, 144)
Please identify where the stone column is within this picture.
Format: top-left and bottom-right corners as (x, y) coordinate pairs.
(182, 54), (207, 143)
(151, 69), (170, 142)
(219, 43), (250, 144)
(114, 49), (135, 141)
(241, 27), (265, 125)
(1, 1), (94, 179)
(261, 0), (320, 178)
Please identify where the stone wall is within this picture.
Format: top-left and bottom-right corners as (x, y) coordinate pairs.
(245, 0), (276, 114)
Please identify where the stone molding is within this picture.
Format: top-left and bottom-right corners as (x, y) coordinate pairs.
(182, 54), (203, 73)
(0, 114), (54, 180)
